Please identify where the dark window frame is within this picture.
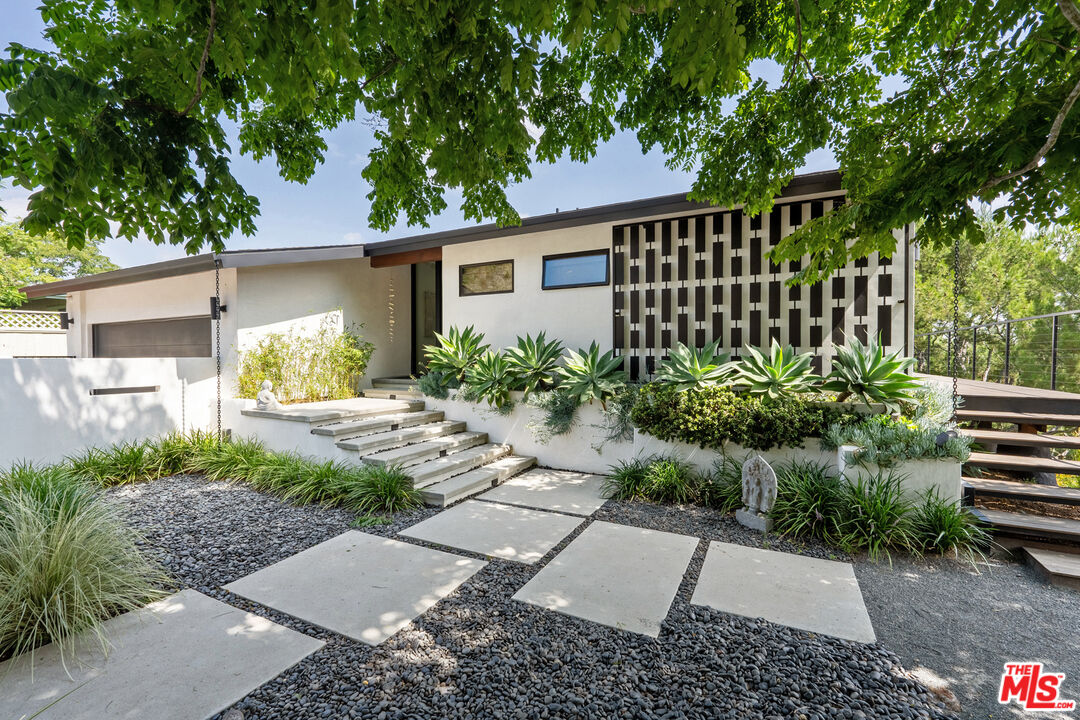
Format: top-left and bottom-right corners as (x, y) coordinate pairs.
(542, 248), (611, 290)
(458, 259), (515, 297)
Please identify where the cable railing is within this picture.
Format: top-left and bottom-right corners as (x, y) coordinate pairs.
(915, 309), (1080, 393)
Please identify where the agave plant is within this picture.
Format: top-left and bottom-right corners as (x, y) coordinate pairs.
(732, 340), (820, 399)
(822, 336), (921, 410)
(503, 332), (564, 397)
(554, 342), (628, 408)
(653, 339), (734, 391)
(422, 325), (489, 385)
(464, 350), (517, 409)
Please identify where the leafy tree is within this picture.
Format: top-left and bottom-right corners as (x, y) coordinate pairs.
(915, 215), (1080, 389)
(0, 221), (117, 307)
(1, 0), (1078, 279)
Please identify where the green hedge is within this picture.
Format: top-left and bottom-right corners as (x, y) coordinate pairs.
(629, 383), (855, 451)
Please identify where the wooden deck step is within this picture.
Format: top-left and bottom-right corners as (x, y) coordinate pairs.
(1021, 546), (1080, 590)
(968, 507), (1080, 544)
(963, 477), (1080, 506)
(965, 451), (1080, 475)
(962, 428), (1080, 450)
(956, 409), (1080, 427)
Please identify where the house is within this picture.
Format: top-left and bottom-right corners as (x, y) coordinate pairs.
(20, 170), (914, 391)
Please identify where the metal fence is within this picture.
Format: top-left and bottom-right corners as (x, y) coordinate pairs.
(0, 310), (63, 331)
(916, 309), (1080, 393)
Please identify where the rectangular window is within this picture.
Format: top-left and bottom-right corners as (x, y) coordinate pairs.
(542, 249), (610, 290)
(92, 316), (212, 357)
(459, 259), (514, 296)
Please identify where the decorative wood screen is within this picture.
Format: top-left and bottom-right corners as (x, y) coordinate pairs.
(612, 194), (910, 381)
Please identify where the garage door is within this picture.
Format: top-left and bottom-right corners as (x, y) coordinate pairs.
(92, 316), (212, 358)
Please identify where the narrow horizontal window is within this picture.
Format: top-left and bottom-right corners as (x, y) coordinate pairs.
(542, 249), (610, 290)
(459, 259), (514, 296)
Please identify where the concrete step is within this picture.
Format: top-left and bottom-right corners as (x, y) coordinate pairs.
(963, 477), (1080, 506)
(361, 431), (488, 468)
(420, 455), (537, 507)
(966, 451), (1080, 475)
(362, 388), (425, 401)
(336, 420), (466, 455)
(371, 377), (420, 390)
(311, 410), (443, 439)
(1022, 546), (1080, 591)
(956, 409), (1080, 428)
(962, 428), (1080, 451)
(409, 443), (513, 489)
(968, 507), (1080, 544)
(241, 397), (424, 426)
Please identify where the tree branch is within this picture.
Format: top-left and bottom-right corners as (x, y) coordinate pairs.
(980, 0), (1080, 191)
(782, 0), (820, 88)
(179, 0), (217, 116)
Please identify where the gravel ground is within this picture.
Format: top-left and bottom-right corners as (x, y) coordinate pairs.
(107, 476), (962, 720)
(855, 553), (1080, 720)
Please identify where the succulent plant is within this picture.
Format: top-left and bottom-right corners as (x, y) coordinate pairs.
(464, 350), (516, 409)
(554, 342), (628, 408)
(733, 340), (820, 399)
(822, 336), (920, 410)
(653, 339), (735, 391)
(503, 332), (564, 398)
(422, 325), (489, 385)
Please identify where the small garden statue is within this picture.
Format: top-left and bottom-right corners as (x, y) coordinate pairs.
(736, 454), (777, 532)
(256, 379), (282, 411)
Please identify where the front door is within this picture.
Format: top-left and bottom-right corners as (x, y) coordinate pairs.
(412, 261), (442, 374)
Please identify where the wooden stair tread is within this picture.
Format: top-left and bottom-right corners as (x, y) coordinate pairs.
(961, 428), (1080, 450)
(965, 451), (1080, 474)
(956, 409), (1080, 427)
(968, 507), (1080, 542)
(963, 477), (1080, 506)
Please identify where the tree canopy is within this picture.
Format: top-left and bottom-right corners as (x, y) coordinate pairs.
(0, 221), (117, 307)
(1, 0), (1077, 281)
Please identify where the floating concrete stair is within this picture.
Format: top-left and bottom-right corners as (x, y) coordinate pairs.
(361, 431), (488, 468)
(420, 455), (537, 507)
(311, 410), (444, 439)
(371, 377), (420, 391)
(362, 388), (426, 401)
(410, 443), (513, 489)
(241, 398), (424, 427)
(336, 420), (466, 455)
(1022, 546), (1080, 591)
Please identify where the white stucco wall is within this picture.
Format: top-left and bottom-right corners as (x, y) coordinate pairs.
(0, 330), (68, 357)
(235, 258), (411, 385)
(441, 222), (614, 352)
(0, 357), (217, 467)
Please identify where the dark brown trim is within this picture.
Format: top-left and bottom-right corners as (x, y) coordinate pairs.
(541, 248), (610, 290)
(371, 246), (442, 269)
(458, 259), (515, 297)
(90, 386), (160, 396)
(365, 170), (843, 256)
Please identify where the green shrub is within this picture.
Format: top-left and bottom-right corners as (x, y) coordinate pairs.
(732, 341), (820, 399)
(464, 350), (517, 410)
(236, 315), (375, 403)
(67, 440), (158, 487)
(822, 336), (920, 410)
(504, 332), (563, 397)
(603, 456), (653, 500)
(698, 455), (744, 512)
(771, 461), (846, 540)
(148, 430), (220, 476)
(642, 455), (698, 504)
(835, 472), (918, 562)
(185, 436), (268, 482)
(526, 390), (579, 442)
(422, 325), (489, 385)
(334, 465), (422, 514)
(554, 342), (628, 408)
(912, 489), (992, 560)
(653, 340), (734, 391)
(0, 463), (165, 663)
(630, 383), (852, 452)
(417, 370), (454, 399)
(821, 413), (972, 466)
(598, 384), (639, 444)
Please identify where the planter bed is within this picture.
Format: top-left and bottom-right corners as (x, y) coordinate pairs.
(101, 474), (964, 720)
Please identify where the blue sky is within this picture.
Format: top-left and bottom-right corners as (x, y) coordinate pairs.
(1, 5), (836, 270)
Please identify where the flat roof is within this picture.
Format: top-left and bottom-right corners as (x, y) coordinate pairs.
(21, 170), (841, 297)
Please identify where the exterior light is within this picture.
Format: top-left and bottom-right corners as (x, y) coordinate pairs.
(210, 296), (227, 320)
